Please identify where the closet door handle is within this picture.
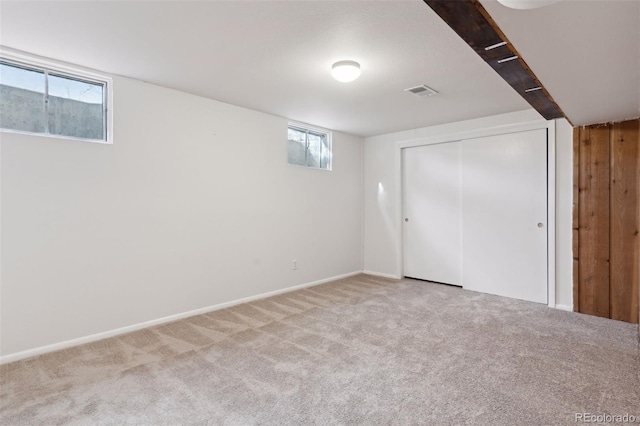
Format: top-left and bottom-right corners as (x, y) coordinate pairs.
(537, 223), (544, 228)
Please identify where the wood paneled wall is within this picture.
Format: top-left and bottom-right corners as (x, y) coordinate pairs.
(573, 119), (639, 324)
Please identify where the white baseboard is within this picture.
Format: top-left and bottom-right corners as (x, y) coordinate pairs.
(362, 270), (401, 280)
(555, 304), (573, 312)
(0, 271), (362, 365)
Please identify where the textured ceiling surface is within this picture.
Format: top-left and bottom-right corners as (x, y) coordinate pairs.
(0, 0), (531, 137)
(1, 1), (636, 135)
(481, 0), (639, 126)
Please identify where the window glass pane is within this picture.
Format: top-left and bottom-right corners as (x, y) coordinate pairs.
(287, 125), (330, 170)
(0, 62), (46, 133)
(288, 128), (307, 167)
(320, 136), (330, 169)
(47, 73), (104, 140)
(306, 132), (322, 168)
(288, 127), (306, 143)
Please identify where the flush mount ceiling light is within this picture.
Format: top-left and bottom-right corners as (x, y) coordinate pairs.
(331, 60), (361, 83)
(497, 0), (558, 9)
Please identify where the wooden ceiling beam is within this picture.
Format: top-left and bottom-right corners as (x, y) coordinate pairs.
(424, 0), (567, 122)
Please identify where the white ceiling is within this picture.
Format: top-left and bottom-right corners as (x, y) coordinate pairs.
(0, 1), (637, 136)
(481, 0), (639, 126)
(0, 0), (531, 137)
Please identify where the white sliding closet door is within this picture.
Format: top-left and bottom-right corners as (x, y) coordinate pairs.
(461, 129), (547, 304)
(403, 142), (462, 285)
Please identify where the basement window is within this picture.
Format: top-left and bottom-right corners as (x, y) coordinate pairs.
(0, 57), (111, 143)
(287, 124), (332, 170)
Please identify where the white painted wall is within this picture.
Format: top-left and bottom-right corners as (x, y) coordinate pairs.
(554, 118), (574, 310)
(363, 110), (574, 309)
(0, 75), (364, 358)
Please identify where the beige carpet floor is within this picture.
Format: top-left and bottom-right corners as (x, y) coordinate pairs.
(1, 274), (639, 425)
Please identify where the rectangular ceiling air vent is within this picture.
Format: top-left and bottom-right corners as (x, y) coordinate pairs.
(405, 84), (438, 98)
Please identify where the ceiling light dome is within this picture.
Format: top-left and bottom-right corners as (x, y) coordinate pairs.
(497, 0), (558, 9)
(331, 60), (361, 83)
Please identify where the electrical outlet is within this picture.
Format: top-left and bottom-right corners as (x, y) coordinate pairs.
(292, 260), (298, 270)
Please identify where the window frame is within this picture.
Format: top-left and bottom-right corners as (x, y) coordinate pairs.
(287, 122), (332, 171)
(0, 49), (113, 144)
